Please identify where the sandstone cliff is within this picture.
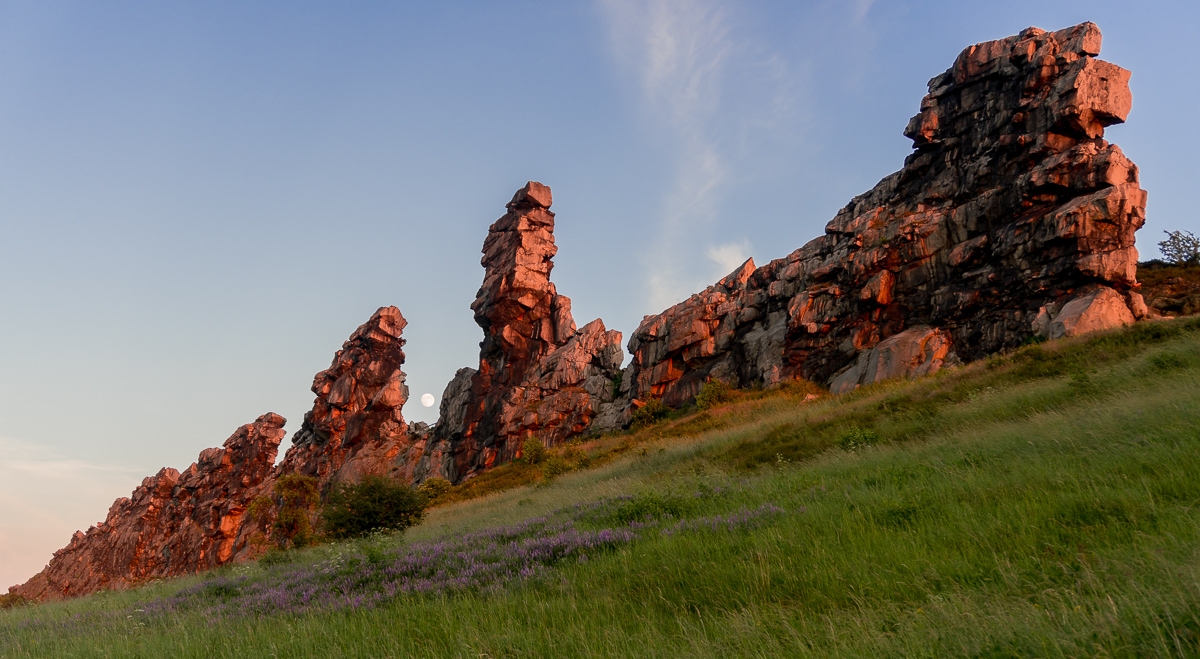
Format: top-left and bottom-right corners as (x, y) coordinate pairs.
(432, 182), (624, 481)
(624, 22), (1146, 405)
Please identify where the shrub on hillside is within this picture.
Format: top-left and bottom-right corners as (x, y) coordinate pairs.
(543, 455), (571, 480)
(521, 437), (549, 464)
(695, 380), (733, 410)
(417, 476), (452, 504)
(322, 475), (426, 540)
(631, 396), (670, 430)
(0, 592), (30, 609)
(1159, 230), (1200, 267)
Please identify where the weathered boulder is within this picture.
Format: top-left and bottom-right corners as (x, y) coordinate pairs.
(10, 413), (285, 600)
(433, 182), (624, 481)
(625, 22), (1146, 403)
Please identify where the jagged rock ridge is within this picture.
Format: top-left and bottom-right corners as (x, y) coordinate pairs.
(624, 22), (1146, 405)
(11, 414), (286, 600)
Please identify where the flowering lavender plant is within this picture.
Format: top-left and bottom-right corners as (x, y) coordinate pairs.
(133, 492), (790, 621)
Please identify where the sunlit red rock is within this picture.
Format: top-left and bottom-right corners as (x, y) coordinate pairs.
(626, 22), (1146, 402)
(278, 306), (412, 484)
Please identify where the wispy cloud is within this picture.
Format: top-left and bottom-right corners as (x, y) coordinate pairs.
(852, 0), (875, 23)
(598, 0), (799, 310)
(0, 436), (145, 590)
(706, 239), (752, 275)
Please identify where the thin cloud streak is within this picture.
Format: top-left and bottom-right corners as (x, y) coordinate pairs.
(598, 0), (800, 310)
(599, 0), (736, 309)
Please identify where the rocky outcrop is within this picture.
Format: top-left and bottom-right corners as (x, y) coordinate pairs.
(625, 22), (1146, 404)
(10, 414), (285, 600)
(433, 182), (624, 481)
(11, 307), (423, 600)
(280, 306), (415, 485)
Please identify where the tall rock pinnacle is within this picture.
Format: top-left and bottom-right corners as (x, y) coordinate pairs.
(435, 182), (624, 480)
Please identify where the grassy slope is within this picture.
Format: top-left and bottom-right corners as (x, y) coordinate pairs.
(4, 319), (1200, 658)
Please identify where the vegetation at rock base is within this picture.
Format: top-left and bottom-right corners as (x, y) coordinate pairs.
(519, 437), (549, 464)
(0, 594), (30, 610)
(694, 379), (733, 410)
(630, 395), (670, 429)
(4, 318), (1200, 657)
(416, 476), (452, 505)
(321, 475), (427, 541)
(268, 474), (320, 549)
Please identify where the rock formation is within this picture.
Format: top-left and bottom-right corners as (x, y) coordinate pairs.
(433, 182), (624, 481)
(280, 306), (417, 484)
(11, 307), (421, 600)
(11, 23), (1156, 601)
(625, 22), (1146, 404)
(11, 414), (285, 600)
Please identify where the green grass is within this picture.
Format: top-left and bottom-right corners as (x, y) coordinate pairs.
(4, 319), (1200, 657)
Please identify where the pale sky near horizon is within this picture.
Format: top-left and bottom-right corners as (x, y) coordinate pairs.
(2, 1), (1197, 590)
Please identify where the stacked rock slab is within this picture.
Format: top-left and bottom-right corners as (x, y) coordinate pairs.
(280, 306), (418, 484)
(434, 182), (624, 481)
(626, 22), (1146, 405)
(10, 414), (285, 600)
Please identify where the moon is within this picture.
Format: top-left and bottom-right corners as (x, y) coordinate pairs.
(420, 393), (435, 408)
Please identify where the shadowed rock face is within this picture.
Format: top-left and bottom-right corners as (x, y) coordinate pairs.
(10, 414), (286, 600)
(625, 22), (1146, 405)
(433, 182), (624, 482)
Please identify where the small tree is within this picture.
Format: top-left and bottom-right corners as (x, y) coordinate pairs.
(271, 475), (320, 549)
(322, 475), (426, 540)
(1158, 230), (1200, 267)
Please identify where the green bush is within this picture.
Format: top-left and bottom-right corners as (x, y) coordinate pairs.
(322, 475), (426, 540)
(631, 396), (670, 430)
(417, 476), (452, 504)
(521, 438), (549, 464)
(610, 492), (693, 524)
(543, 455), (571, 480)
(695, 380), (733, 410)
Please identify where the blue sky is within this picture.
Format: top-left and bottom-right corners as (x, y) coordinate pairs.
(1, 0), (1197, 589)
